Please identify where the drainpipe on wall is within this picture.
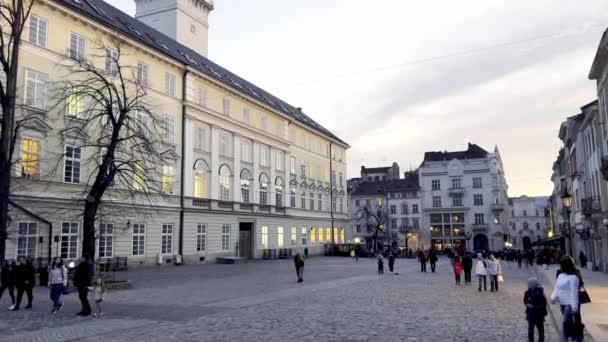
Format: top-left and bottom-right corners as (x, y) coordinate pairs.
(330, 141), (334, 244)
(178, 68), (190, 259)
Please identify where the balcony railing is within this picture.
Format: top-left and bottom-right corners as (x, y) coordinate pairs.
(490, 203), (505, 212)
(581, 197), (602, 216)
(448, 187), (465, 196)
(471, 223), (488, 232)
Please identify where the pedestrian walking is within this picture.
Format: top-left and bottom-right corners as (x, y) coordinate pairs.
(452, 256), (463, 285)
(475, 255), (487, 291)
(377, 253), (384, 274)
(487, 254), (502, 292)
(517, 250), (523, 269)
(48, 257), (68, 314)
(293, 252), (305, 283)
(0, 259), (16, 309)
(88, 278), (106, 317)
(462, 252), (473, 284)
(12, 257), (35, 311)
(429, 248), (438, 273)
(388, 251), (395, 273)
(579, 251), (587, 269)
(73, 255), (93, 316)
(551, 256), (583, 342)
(524, 277), (548, 342)
(304, 247), (309, 260)
(350, 249), (356, 261)
(418, 249), (427, 272)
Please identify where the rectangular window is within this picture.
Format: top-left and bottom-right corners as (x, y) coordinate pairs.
(198, 87), (207, 107)
(473, 194), (483, 206)
(240, 139), (251, 162)
(67, 89), (84, 117)
(220, 133), (230, 157)
(452, 195), (462, 207)
(390, 205), (396, 215)
(356, 224), (361, 233)
(431, 179), (441, 191)
(136, 62), (149, 86)
(291, 227), (297, 246)
(221, 225), (230, 251)
(290, 188), (296, 208)
(318, 194), (322, 211)
(402, 204), (408, 214)
(196, 126), (207, 151)
(25, 68), (48, 109)
(165, 73), (176, 96)
(99, 223), (113, 258)
(260, 145), (269, 167)
(242, 108), (250, 124)
(275, 150), (284, 171)
(132, 223), (146, 256)
(29, 16), (48, 48)
(69, 32), (86, 61)
(412, 204), (419, 213)
(355, 200), (360, 207)
(261, 225), (268, 249)
(222, 98), (230, 115)
(326, 227), (331, 243)
(260, 181), (268, 205)
(133, 160), (145, 191)
(17, 222), (37, 258)
(310, 227), (316, 245)
(260, 117), (268, 131)
(105, 48), (119, 75)
(64, 145), (81, 184)
(136, 109), (150, 137)
(391, 219), (397, 229)
(162, 164), (174, 194)
(290, 157), (296, 174)
(301, 227), (307, 245)
(20, 138), (41, 179)
(309, 193), (315, 210)
(277, 226), (284, 248)
(474, 213), (485, 224)
(432, 196), (441, 208)
(60, 222), (79, 259)
(301, 191), (306, 209)
(473, 177), (482, 189)
(163, 115), (175, 143)
(161, 224), (173, 254)
(451, 178), (461, 189)
(197, 224), (206, 252)
(300, 162), (306, 179)
(413, 218), (420, 229)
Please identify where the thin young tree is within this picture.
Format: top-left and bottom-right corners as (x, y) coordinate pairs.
(55, 40), (168, 264)
(356, 205), (387, 255)
(0, 0), (37, 261)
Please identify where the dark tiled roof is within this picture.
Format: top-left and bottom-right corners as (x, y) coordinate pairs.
(423, 143), (488, 162)
(362, 166), (390, 173)
(57, 0), (348, 146)
(351, 177), (420, 196)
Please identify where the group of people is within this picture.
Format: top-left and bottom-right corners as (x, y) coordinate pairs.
(0, 256), (106, 317)
(474, 253), (502, 292)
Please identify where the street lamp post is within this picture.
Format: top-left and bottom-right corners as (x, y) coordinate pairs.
(561, 191), (574, 257)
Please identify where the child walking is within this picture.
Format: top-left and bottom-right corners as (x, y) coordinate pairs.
(376, 253), (384, 274)
(89, 278), (105, 317)
(452, 256), (463, 285)
(523, 278), (547, 342)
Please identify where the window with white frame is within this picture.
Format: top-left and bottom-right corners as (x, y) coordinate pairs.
(241, 139), (252, 162)
(301, 191), (306, 209)
(275, 177), (284, 207)
(193, 160), (209, 198)
(99, 223), (113, 258)
(277, 226), (284, 248)
(161, 224), (173, 254)
(432, 196), (441, 208)
(220, 133), (231, 157)
(221, 225), (230, 251)
(260, 117), (268, 131)
(132, 223), (146, 256)
(301, 227), (307, 245)
(451, 178), (461, 189)
(17, 222), (37, 258)
(67, 88), (84, 117)
(242, 108), (250, 124)
(275, 150), (284, 171)
(452, 194), (463, 207)
(431, 179), (441, 191)
(25, 68), (47, 109)
(261, 225), (268, 248)
(135, 109), (150, 137)
(222, 98), (230, 115)
(64, 145), (81, 184)
(219, 165), (232, 201)
(474, 213), (485, 224)
(197, 224), (206, 252)
(473, 177), (482, 188)
(198, 87), (207, 107)
(162, 164), (174, 194)
(105, 48), (118, 75)
(318, 193), (322, 211)
(21, 138), (41, 179)
(240, 169), (251, 203)
(136, 62), (149, 86)
(29, 16), (48, 47)
(196, 126), (207, 150)
(165, 73), (176, 97)
(69, 32), (86, 61)
(133, 160), (145, 191)
(61, 222), (79, 259)
(473, 194), (483, 206)
(290, 156), (296, 174)
(412, 204), (419, 213)
(163, 115), (175, 143)
(260, 145), (269, 167)
(291, 227), (297, 245)
(300, 162), (306, 179)
(290, 185), (296, 207)
(259, 173), (269, 205)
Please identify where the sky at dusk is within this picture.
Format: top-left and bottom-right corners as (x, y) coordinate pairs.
(106, 0), (608, 197)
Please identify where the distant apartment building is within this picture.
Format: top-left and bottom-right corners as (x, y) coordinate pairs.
(508, 196), (548, 249)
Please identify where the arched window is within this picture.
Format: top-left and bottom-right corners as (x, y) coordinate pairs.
(275, 177), (284, 207)
(259, 173), (269, 205)
(193, 159), (209, 198)
(240, 169), (252, 203)
(289, 179), (297, 208)
(219, 165), (232, 201)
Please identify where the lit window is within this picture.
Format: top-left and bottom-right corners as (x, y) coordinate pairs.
(326, 227), (331, 243)
(165, 73), (176, 97)
(341, 228), (345, 243)
(318, 227), (323, 242)
(197, 224), (206, 252)
(161, 224), (173, 254)
(17, 223), (37, 258)
(277, 226), (284, 247)
(310, 227), (316, 245)
(301, 227), (307, 245)
(29, 16), (48, 48)
(99, 223), (113, 258)
(133, 161), (145, 191)
(24, 68), (47, 109)
(162, 164), (174, 194)
(132, 223), (146, 256)
(64, 145), (81, 184)
(291, 227), (297, 246)
(60, 222), (79, 259)
(240, 177), (250, 203)
(221, 225), (230, 251)
(261, 225), (268, 249)
(67, 89), (84, 117)
(194, 160), (209, 198)
(69, 32), (86, 61)
(21, 138), (41, 179)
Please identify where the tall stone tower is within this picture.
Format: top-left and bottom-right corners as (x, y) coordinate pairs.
(134, 0), (214, 57)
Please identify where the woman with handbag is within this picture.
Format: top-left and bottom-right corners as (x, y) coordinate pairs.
(551, 256), (583, 342)
(48, 257), (68, 314)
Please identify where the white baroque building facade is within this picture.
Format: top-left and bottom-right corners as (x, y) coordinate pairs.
(508, 196), (548, 250)
(419, 144), (510, 252)
(5, 0), (348, 265)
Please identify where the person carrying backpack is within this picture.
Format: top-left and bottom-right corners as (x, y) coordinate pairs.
(524, 277), (547, 342)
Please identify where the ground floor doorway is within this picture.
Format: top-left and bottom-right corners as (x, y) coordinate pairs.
(239, 222), (253, 258)
(473, 234), (489, 251)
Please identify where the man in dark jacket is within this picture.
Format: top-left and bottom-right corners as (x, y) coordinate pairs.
(523, 278), (547, 342)
(428, 249), (438, 273)
(12, 257), (35, 310)
(73, 256), (93, 316)
(462, 252), (473, 284)
(418, 249), (427, 272)
(293, 253), (305, 283)
(0, 260), (16, 308)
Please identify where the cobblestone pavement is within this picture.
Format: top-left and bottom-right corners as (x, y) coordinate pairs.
(0, 257), (560, 341)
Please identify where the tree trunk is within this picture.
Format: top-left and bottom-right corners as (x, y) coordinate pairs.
(82, 200), (98, 265)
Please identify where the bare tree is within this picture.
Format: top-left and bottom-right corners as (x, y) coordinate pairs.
(356, 205), (387, 254)
(53, 40), (168, 264)
(0, 0), (37, 261)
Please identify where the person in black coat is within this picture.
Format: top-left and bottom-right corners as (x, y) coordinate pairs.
(428, 249), (438, 273)
(388, 251), (395, 273)
(523, 278), (547, 342)
(418, 249), (427, 272)
(73, 256), (93, 316)
(0, 259), (16, 308)
(462, 252), (473, 284)
(12, 257), (35, 310)
(293, 253), (305, 283)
